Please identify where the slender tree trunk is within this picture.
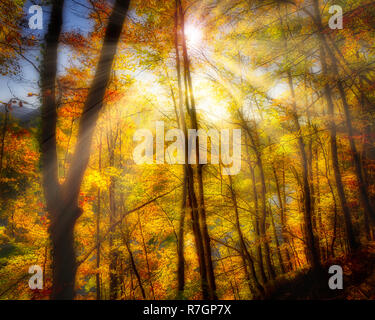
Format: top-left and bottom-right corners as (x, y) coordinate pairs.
(228, 175), (265, 297)
(178, 0), (217, 299)
(187, 175), (210, 299)
(258, 156), (276, 280)
(125, 239), (146, 299)
(96, 134), (102, 300)
(269, 205), (285, 274)
(287, 71), (321, 269)
(0, 106), (9, 175)
(277, 8), (320, 269)
(249, 160), (267, 284)
(220, 259), (238, 299)
(96, 187), (101, 300)
(273, 165), (292, 271)
(358, 76), (375, 237)
(331, 187), (338, 257)
(108, 130), (119, 299)
(174, 4), (187, 296)
(319, 45), (359, 252)
(138, 212), (155, 299)
(314, 147), (326, 261)
(175, 0), (207, 298)
(178, 30), (209, 298)
(177, 177), (187, 296)
(243, 120), (275, 279)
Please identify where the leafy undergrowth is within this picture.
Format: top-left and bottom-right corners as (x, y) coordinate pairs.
(266, 242), (375, 300)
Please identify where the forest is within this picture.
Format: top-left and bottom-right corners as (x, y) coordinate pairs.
(1, 0), (375, 300)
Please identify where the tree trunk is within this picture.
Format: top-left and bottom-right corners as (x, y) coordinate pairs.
(179, 30), (209, 299)
(178, 0), (217, 299)
(177, 177), (187, 296)
(40, 0), (130, 299)
(125, 239), (146, 299)
(174, 3), (186, 296)
(138, 211), (155, 299)
(287, 71), (321, 269)
(0, 106), (9, 174)
(249, 159), (267, 284)
(278, 8), (320, 269)
(228, 175), (265, 297)
(319, 45), (359, 252)
(269, 205), (285, 274)
(273, 165), (292, 271)
(96, 134), (102, 300)
(243, 120), (275, 279)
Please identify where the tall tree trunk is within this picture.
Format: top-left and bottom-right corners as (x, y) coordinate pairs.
(124, 238), (146, 299)
(178, 0), (217, 299)
(176, 9), (209, 298)
(314, 146), (326, 261)
(107, 122), (120, 299)
(258, 155), (276, 280)
(318, 44), (359, 252)
(287, 70), (321, 269)
(174, 3), (187, 296)
(96, 134), (102, 300)
(177, 177), (187, 297)
(109, 173), (119, 299)
(242, 120), (275, 279)
(358, 75), (375, 238)
(273, 165), (292, 271)
(277, 8), (320, 269)
(269, 205), (285, 274)
(249, 159), (267, 284)
(0, 106), (9, 175)
(40, 0), (130, 299)
(138, 211), (156, 299)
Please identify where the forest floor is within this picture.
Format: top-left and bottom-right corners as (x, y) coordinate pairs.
(267, 242), (375, 300)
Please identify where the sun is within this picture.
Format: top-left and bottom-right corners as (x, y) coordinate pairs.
(184, 24), (203, 46)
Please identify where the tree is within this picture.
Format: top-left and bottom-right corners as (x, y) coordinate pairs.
(40, 0), (131, 299)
